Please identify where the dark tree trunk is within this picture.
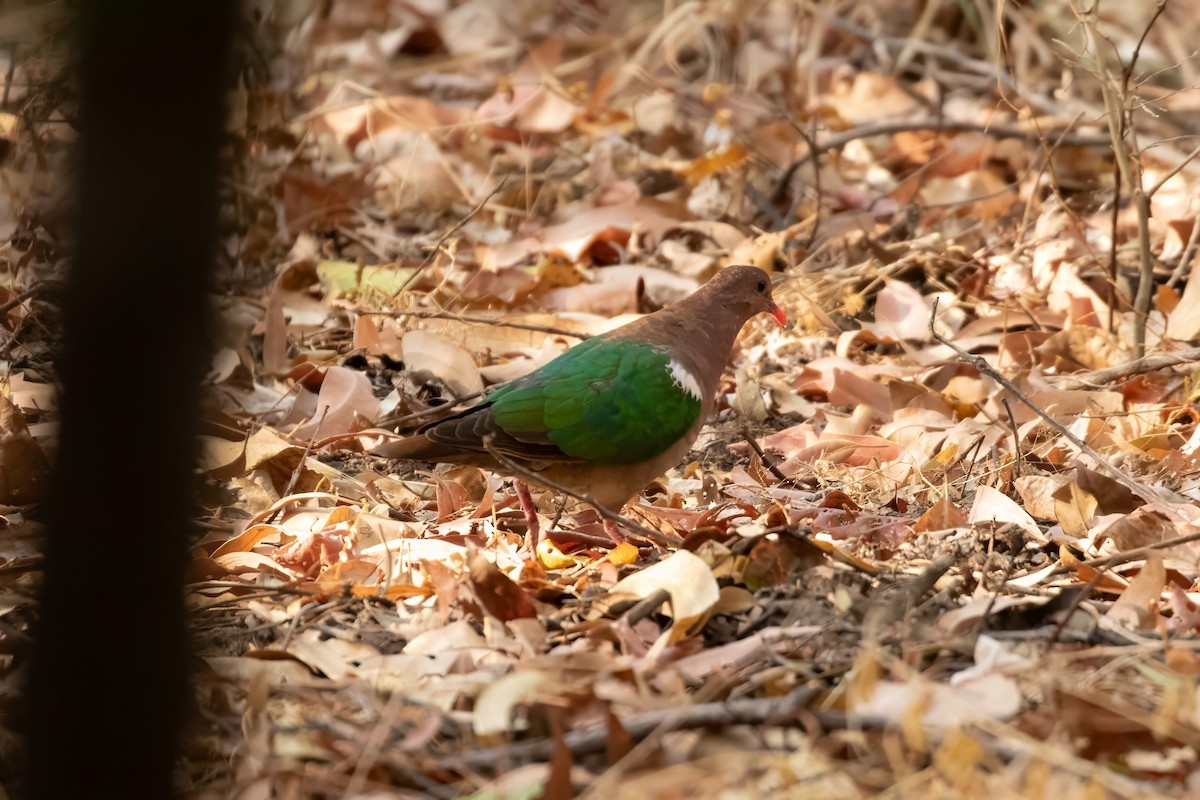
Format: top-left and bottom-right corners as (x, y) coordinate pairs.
(22, 2), (234, 797)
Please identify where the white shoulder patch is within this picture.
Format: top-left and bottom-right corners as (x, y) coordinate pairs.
(667, 359), (703, 400)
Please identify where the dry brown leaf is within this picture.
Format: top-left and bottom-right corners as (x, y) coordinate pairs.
(0, 392), (49, 503)
(286, 628), (379, 680)
(468, 550), (539, 622)
(1051, 481), (1098, 538)
(913, 495), (969, 533)
(743, 534), (825, 590)
(474, 39), (575, 134)
(353, 315), (402, 360)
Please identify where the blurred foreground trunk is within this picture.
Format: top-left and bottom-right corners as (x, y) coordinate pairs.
(22, 2), (233, 797)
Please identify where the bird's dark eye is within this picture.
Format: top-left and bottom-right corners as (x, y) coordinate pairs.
(755, 280), (767, 293)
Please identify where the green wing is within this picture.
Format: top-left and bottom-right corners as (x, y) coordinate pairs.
(487, 337), (702, 465)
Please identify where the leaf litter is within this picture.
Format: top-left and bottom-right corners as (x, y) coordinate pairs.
(7, 0), (1200, 797)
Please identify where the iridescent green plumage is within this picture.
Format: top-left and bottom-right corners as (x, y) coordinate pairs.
(487, 337), (701, 464)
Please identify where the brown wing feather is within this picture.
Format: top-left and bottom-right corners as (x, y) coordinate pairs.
(372, 403), (583, 466)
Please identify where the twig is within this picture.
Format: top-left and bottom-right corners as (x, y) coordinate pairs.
(0, 556), (43, 576)
(1001, 399), (1022, 479)
(398, 177), (508, 293)
(282, 406), (328, 500)
(741, 425), (790, 484)
(1045, 573), (1101, 649)
(869, 555), (954, 627)
(1167, 210), (1200, 288)
(928, 299), (1185, 505)
(1073, 0), (1169, 357)
(361, 308), (590, 340)
(823, 16), (1059, 114)
(619, 587), (671, 627)
(774, 119), (1109, 202)
(1124, 0), (1170, 357)
(189, 580), (317, 597)
(0, 283), (46, 317)
(191, 589), (309, 611)
(451, 687), (845, 770)
(482, 437), (683, 548)
(344, 666), (408, 796)
(373, 391), (488, 432)
(1074, 529), (1200, 573)
(782, 120), (823, 243)
(1, 45), (15, 110)
(1148, 142), (1200, 198)
(1046, 346), (1200, 389)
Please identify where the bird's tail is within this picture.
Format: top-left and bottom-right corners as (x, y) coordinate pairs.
(371, 435), (460, 460)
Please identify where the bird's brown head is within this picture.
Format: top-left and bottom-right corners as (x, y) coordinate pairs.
(706, 265), (787, 327)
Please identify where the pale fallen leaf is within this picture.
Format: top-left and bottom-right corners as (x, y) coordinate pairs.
(9, 372), (55, 412)
(401, 330), (484, 397)
(262, 278), (289, 376)
(281, 365), (381, 441)
(478, 202), (683, 270)
(968, 485), (1043, 542)
(204, 656), (322, 688)
(473, 669), (549, 735)
(590, 550), (719, 643)
(285, 628), (379, 680)
(474, 39), (575, 133)
(1107, 553), (1165, 631)
(950, 635), (1036, 684)
(869, 280), (931, 341)
(854, 672), (1022, 728)
(1014, 474), (1070, 520)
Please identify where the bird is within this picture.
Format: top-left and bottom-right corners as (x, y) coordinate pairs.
(373, 265), (787, 551)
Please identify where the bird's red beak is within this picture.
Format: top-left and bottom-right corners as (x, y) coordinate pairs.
(768, 302), (787, 327)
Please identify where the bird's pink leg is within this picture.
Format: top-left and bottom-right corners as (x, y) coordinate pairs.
(513, 479), (540, 551)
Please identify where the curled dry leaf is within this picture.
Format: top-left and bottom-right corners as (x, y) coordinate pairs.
(0, 392), (49, 503)
(743, 534), (825, 590)
(401, 330), (484, 398)
(912, 495), (968, 533)
(1106, 553), (1165, 631)
(472, 669), (549, 736)
(9, 372), (55, 412)
(968, 486), (1044, 542)
(478, 202), (683, 270)
(468, 550), (539, 622)
(854, 672), (1023, 729)
(591, 550), (719, 643)
(280, 365), (381, 441)
(869, 280), (931, 341)
(353, 315), (403, 360)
